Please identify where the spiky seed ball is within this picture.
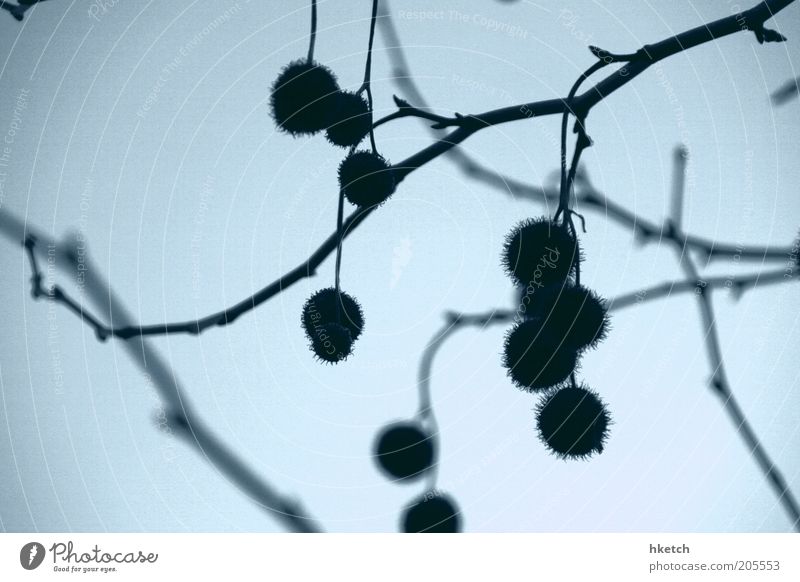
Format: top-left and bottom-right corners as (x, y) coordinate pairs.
(503, 319), (578, 392)
(308, 322), (353, 363)
(301, 287), (364, 343)
(374, 422), (435, 482)
(325, 91), (371, 147)
(401, 492), (461, 533)
(270, 59), (340, 135)
(532, 285), (610, 351)
(536, 385), (610, 459)
(339, 151), (396, 207)
(502, 217), (580, 287)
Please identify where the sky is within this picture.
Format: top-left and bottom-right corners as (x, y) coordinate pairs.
(0, 0), (798, 532)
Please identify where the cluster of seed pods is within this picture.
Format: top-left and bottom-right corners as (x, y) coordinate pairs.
(501, 217), (612, 459)
(269, 18), (455, 531)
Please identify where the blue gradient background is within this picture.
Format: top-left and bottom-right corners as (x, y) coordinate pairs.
(0, 0), (798, 532)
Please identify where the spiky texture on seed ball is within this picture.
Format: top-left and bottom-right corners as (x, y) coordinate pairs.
(374, 422), (435, 482)
(402, 493), (461, 533)
(502, 319), (578, 392)
(270, 59), (340, 136)
(530, 285), (610, 351)
(502, 217), (580, 287)
(338, 151), (396, 207)
(308, 322), (353, 363)
(536, 385), (610, 459)
(301, 287), (364, 343)
(325, 91), (371, 147)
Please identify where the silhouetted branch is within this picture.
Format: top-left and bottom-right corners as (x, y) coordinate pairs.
(358, 0), (380, 153)
(66, 0), (791, 342)
(389, 0), (795, 179)
(306, 0), (317, 62)
(0, 209), (323, 533)
(378, 2), (795, 265)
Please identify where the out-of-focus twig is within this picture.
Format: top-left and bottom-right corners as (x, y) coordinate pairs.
(0, 209), (323, 533)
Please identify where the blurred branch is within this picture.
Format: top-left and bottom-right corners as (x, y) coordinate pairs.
(771, 76), (800, 105)
(1, 0), (49, 22)
(666, 147), (800, 531)
(0, 209), (323, 533)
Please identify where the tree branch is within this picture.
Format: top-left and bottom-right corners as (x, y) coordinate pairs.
(81, 0), (796, 341)
(0, 209), (323, 533)
(665, 151), (800, 531)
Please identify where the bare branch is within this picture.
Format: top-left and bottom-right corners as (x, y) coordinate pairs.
(0, 209), (323, 533)
(771, 76), (800, 105)
(77, 0), (796, 341)
(666, 157), (800, 531)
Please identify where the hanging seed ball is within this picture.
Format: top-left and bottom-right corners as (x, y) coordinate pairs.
(502, 319), (578, 392)
(401, 492), (462, 533)
(536, 385), (610, 459)
(339, 150), (396, 207)
(301, 287), (364, 343)
(325, 91), (371, 147)
(532, 285), (610, 351)
(374, 422), (435, 482)
(308, 322), (353, 363)
(270, 59), (340, 135)
(502, 217), (580, 288)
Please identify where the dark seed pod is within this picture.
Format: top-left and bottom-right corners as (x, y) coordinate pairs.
(536, 385), (610, 459)
(502, 319), (578, 392)
(339, 151), (396, 207)
(529, 285), (610, 351)
(502, 217), (580, 288)
(325, 91), (371, 147)
(374, 422), (435, 482)
(301, 287), (364, 343)
(270, 59), (340, 135)
(309, 322), (353, 363)
(401, 492), (461, 533)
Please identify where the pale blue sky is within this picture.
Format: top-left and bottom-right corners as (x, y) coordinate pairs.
(0, 0), (798, 532)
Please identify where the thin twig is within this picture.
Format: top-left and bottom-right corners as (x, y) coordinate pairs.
(358, 0), (381, 153)
(372, 95), (472, 131)
(557, 59), (607, 223)
(306, 0), (317, 62)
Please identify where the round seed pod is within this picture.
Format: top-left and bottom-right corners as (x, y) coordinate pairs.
(308, 322), (353, 363)
(502, 319), (578, 392)
(502, 217), (580, 288)
(374, 422), (435, 482)
(339, 150), (396, 207)
(301, 287), (364, 343)
(270, 59), (340, 135)
(325, 91), (371, 147)
(401, 492), (461, 533)
(536, 385), (610, 459)
(530, 285), (610, 351)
